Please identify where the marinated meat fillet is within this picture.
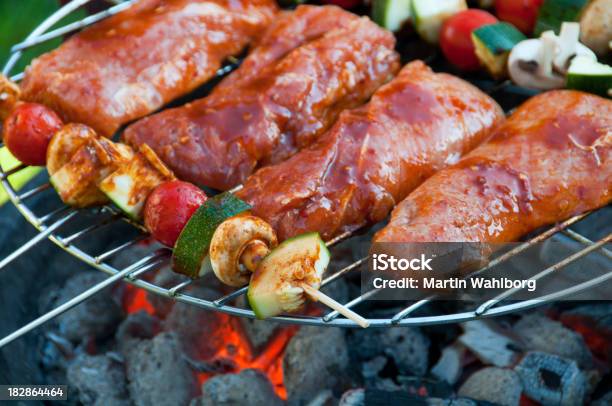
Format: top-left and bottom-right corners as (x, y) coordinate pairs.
(237, 61), (504, 241)
(213, 5), (366, 93)
(375, 90), (611, 244)
(124, 6), (400, 190)
(21, 0), (278, 137)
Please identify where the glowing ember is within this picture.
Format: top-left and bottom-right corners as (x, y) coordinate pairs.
(123, 286), (293, 399)
(123, 285), (155, 315)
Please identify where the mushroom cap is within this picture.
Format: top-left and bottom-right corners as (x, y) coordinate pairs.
(209, 215), (278, 287)
(508, 38), (565, 90)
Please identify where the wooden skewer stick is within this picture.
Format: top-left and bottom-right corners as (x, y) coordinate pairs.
(301, 283), (370, 328)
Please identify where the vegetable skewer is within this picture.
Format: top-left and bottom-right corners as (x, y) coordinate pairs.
(171, 202), (370, 326)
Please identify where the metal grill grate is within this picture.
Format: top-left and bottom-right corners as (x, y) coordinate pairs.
(0, 0), (610, 348)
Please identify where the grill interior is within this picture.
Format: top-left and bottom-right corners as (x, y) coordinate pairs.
(0, 0), (610, 350)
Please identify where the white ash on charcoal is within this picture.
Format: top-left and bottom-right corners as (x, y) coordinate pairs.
(514, 313), (593, 368)
(514, 351), (586, 406)
(306, 389), (338, 406)
(458, 320), (522, 368)
(235, 295), (281, 355)
(53, 272), (125, 343)
(115, 310), (162, 353)
(347, 326), (430, 378)
(163, 286), (229, 360)
(371, 377), (405, 392)
(339, 389), (365, 406)
(124, 331), (198, 406)
(361, 367), (455, 399)
(124, 317), (236, 380)
(284, 326), (351, 406)
(190, 369), (283, 406)
(361, 356), (388, 380)
(66, 353), (130, 406)
(430, 343), (466, 385)
(458, 367), (522, 406)
(40, 331), (77, 372)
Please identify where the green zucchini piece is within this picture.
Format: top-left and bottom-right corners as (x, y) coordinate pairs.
(372, 0), (412, 32)
(99, 144), (175, 221)
(472, 22), (526, 79)
(171, 192), (251, 279)
(534, 0), (588, 36)
(566, 56), (612, 97)
(411, 0), (467, 43)
(248, 232), (330, 319)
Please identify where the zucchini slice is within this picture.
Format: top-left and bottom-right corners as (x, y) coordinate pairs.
(534, 0), (588, 36)
(411, 0), (467, 43)
(171, 193), (251, 279)
(372, 0), (412, 32)
(46, 124), (97, 176)
(99, 144), (175, 220)
(247, 232), (330, 319)
(472, 22), (526, 79)
(50, 138), (133, 208)
(566, 56), (612, 97)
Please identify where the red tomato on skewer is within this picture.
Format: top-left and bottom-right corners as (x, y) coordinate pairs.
(440, 9), (498, 71)
(144, 180), (208, 247)
(3, 103), (63, 166)
(494, 0), (544, 35)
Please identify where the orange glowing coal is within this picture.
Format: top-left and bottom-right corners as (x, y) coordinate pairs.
(123, 285), (155, 315)
(123, 284), (294, 399)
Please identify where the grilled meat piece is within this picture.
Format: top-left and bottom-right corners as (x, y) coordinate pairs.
(123, 5), (400, 190)
(375, 90), (611, 244)
(237, 61), (504, 241)
(21, 0), (278, 137)
(212, 6), (367, 94)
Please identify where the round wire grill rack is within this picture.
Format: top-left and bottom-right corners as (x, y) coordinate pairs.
(1, 0), (611, 348)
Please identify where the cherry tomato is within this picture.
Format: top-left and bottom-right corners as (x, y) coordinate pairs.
(3, 103), (63, 166)
(321, 0), (361, 9)
(144, 180), (208, 247)
(494, 0), (544, 35)
(440, 10), (498, 71)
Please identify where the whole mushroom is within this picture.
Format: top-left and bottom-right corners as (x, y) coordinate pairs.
(508, 23), (597, 90)
(209, 215), (278, 287)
